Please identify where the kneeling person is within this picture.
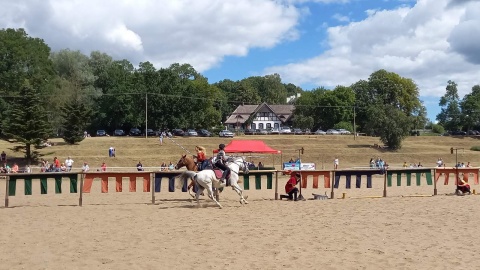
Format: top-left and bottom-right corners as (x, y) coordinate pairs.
(281, 172), (301, 201)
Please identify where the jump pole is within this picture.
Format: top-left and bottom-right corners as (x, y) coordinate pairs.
(330, 170), (335, 199)
(274, 170), (279, 200)
(79, 173), (84, 206)
(433, 168), (437, 196)
(151, 172), (155, 204)
(383, 171), (387, 197)
(4, 175), (9, 208)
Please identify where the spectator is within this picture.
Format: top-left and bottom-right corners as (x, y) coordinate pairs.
(25, 165), (31, 173)
(258, 162), (264, 169)
(467, 162), (472, 167)
(109, 146), (116, 158)
(0, 151), (6, 162)
(137, 161), (144, 171)
(168, 162), (174, 171)
(65, 156), (74, 172)
(101, 162), (107, 172)
(334, 157), (339, 170)
(54, 157), (61, 172)
(402, 161), (408, 168)
(60, 163), (67, 172)
(82, 162), (90, 172)
(417, 162), (423, 167)
(160, 162), (167, 171)
(11, 163), (19, 173)
(159, 132), (164, 145)
(289, 158), (294, 163)
(280, 172), (301, 201)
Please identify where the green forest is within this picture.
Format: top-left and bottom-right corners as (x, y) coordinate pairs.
(1, 28), (479, 159)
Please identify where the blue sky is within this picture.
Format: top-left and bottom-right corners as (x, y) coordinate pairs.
(2, 0), (480, 121)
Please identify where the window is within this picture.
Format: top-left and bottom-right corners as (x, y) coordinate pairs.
(259, 123), (264, 129)
(251, 123), (256, 130)
(274, 123), (279, 129)
(266, 123), (271, 129)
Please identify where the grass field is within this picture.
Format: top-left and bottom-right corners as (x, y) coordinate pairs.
(1, 134), (480, 171)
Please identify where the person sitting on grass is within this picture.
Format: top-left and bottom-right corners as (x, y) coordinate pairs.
(280, 172), (301, 201)
(456, 177), (471, 195)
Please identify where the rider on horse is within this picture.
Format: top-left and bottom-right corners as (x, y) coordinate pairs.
(194, 146), (207, 171)
(215, 143), (231, 186)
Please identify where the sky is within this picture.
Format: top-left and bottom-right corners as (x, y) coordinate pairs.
(1, 0), (480, 121)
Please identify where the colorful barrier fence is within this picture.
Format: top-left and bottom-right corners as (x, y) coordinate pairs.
(2, 168), (479, 207)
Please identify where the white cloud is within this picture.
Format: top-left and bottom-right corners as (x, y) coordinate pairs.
(332, 13), (350, 22)
(0, 0), (301, 71)
(264, 0), (480, 98)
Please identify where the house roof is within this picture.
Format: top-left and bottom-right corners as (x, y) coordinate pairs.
(224, 103), (295, 124)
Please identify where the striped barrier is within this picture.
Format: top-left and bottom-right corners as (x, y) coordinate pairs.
(387, 169), (433, 187)
(82, 172), (151, 193)
(433, 167), (479, 195)
(299, 171), (331, 189)
(242, 171), (275, 190)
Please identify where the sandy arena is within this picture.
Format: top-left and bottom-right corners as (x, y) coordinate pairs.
(0, 175), (477, 270)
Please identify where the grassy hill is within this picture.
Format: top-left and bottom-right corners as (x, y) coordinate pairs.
(1, 134), (479, 171)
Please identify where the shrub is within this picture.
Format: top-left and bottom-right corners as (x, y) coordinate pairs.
(470, 146), (480, 151)
(432, 124), (445, 134)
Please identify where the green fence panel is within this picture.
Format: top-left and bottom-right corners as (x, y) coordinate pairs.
(24, 176), (32, 195)
(69, 175), (78, 193)
(40, 177), (48, 194)
(425, 171), (433, 185)
(255, 174), (262, 190)
(243, 174), (250, 190)
(416, 173), (421, 186)
(406, 172), (412, 186)
(8, 176), (17, 196)
(387, 172), (393, 187)
(266, 173), (273, 189)
(55, 176), (62, 194)
(397, 173), (402, 186)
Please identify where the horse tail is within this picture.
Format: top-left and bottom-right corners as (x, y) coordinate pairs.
(176, 171), (196, 189)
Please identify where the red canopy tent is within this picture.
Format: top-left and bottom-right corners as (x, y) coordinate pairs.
(213, 140), (281, 154)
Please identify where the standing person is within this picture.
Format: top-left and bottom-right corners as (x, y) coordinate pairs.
(280, 172), (301, 201)
(215, 144), (230, 186)
(195, 146), (207, 170)
(54, 157), (61, 172)
(334, 157), (339, 170)
(65, 156), (74, 172)
(0, 151), (6, 162)
(82, 162), (90, 172)
(159, 132), (164, 145)
(101, 162), (107, 172)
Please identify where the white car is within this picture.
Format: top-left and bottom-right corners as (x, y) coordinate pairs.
(219, 130), (234, 138)
(337, 129), (351, 135)
(280, 127), (291, 134)
(326, 129), (340, 135)
(314, 130), (326, 135)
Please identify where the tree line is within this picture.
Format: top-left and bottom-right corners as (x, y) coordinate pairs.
(1, 28), (477, 161)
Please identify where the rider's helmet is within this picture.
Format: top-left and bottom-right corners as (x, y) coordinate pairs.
(219, 144), (225, 150)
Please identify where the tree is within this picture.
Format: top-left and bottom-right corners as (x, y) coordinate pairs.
(460, 84), (480, 131)
(61, 97), (91, 144)
(437, 80), (461, 131)
(2, 80), (51, 161)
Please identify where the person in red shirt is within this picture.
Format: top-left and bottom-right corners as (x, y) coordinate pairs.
(54, 157), (61, 172)
(195, 146), (207, 171)
(281, 172), (301, 201)
(456, 177), (471, 195)
(101, 162), (107, 172)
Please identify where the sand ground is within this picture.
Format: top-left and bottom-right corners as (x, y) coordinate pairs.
(0, 175), (477, 270)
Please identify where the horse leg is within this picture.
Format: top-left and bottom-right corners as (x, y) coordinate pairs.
(205, 184), (222, 209)
(188, 180), (196, 198)
(232, 183), (248, 205)
(195, 186), (205, 208)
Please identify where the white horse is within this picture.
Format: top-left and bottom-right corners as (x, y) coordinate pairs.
(176, 156), (249, 208)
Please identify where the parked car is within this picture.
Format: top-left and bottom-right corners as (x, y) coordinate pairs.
(113, 129), (125, 136)
(314, 129), (326, 135)
(145, 129), (156, 136)
(337, 129), (351, 135)
(450, 130), (466, 136)
(304, 128), (311, 135)
(256, 129), (269, 135)
(326, 129), (340, 135)
(185, 129), (198, 136)
(244, 129), (255, 135)
(467, 130), (479, 135)
(270, 128), (280, 134)
(219, 130), (234, 138)
(172, 129), (185, 136)
(280, 127), (292, 134)
(129, 128), (142, 136)
(96, 130), (107, 137)
(292, 128), (303, 135)
(197, 129), (212, 137)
